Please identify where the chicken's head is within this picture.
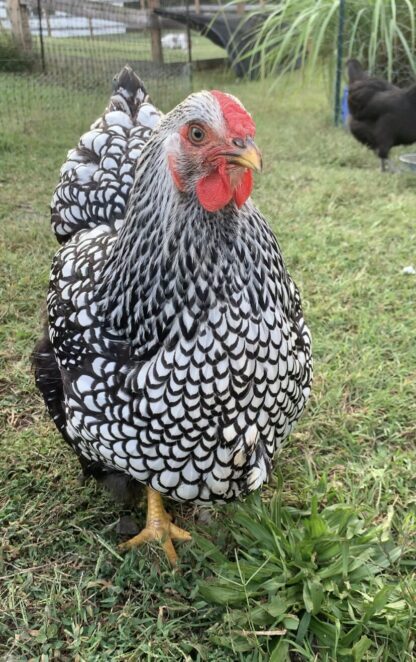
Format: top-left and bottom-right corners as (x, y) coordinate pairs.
(162, 91), (262, 212)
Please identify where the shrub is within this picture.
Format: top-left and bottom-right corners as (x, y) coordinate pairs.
(0, 31), (34, 72)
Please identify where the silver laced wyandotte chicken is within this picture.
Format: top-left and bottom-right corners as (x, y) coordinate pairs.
(347, 58), (416, 171)
(33, 66), (312, 565)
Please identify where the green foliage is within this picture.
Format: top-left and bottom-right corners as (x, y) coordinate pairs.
(196, 483), (414, 659)
(243, 0), (416, 84)
(0, 32), (34, 72)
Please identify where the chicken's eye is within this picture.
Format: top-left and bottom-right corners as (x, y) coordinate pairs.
(188, 125), (205, 144)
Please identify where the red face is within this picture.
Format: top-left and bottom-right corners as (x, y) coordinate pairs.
(167, 91), (262, 213)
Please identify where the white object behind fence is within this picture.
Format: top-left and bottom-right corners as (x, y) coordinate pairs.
(161, 32), (188, 50)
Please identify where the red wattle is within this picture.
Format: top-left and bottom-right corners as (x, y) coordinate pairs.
(233, 169), (253, 208)
(196, 168), (233, 212)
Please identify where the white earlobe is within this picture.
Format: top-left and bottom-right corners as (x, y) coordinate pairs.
(164, 132), (182, 160)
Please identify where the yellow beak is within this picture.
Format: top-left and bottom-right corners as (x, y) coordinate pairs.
(226, 141), (263, 173)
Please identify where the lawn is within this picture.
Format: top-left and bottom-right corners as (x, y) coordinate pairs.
(0, 68), (415, 660)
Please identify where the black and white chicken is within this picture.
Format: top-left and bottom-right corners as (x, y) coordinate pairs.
(34, 67), (312, 564)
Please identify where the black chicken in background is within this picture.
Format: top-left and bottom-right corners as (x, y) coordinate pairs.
(346, 58), (416, 171)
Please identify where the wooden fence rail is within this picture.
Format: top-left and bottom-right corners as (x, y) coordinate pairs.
(24, 0), (179, 30)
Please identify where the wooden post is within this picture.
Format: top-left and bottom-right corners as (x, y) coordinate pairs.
(236, 2), (245, 15)
(148, 0), (163, 64)
(194, 0), (200, 15)
(6, 0), (33, 53)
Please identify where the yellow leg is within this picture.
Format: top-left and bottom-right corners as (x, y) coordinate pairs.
(118, 487), (191, 565)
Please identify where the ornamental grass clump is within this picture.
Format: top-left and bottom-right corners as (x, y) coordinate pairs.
(241, 0), (416, 85)
(197, 484), (414, 659)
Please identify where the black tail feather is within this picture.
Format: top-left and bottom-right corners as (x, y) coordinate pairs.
(112, 65), (147, 98)
(32, 327), (143, 505)
(32, 328), (69, 440)
(347, 58), (367, 84)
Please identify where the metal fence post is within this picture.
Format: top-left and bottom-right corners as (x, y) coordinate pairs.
(334, 0), (346, 126)
(37, 0), (46, 72)
(185, 0), (193, 89)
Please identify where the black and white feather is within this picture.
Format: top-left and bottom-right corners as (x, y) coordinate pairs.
(35, 67), (312, 505)
(51, 67), (161, 243)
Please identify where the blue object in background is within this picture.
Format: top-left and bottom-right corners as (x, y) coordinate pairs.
(341, 86), (349, 127)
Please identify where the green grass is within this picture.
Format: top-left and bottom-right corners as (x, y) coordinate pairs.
(0, 70), (415, 660)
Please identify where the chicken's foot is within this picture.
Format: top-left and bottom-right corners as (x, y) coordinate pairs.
(380, 158), (399, 173)
(118, 487), (191, 565)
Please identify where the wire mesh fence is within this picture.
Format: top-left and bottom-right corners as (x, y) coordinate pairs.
(0, 0), (226, 134)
